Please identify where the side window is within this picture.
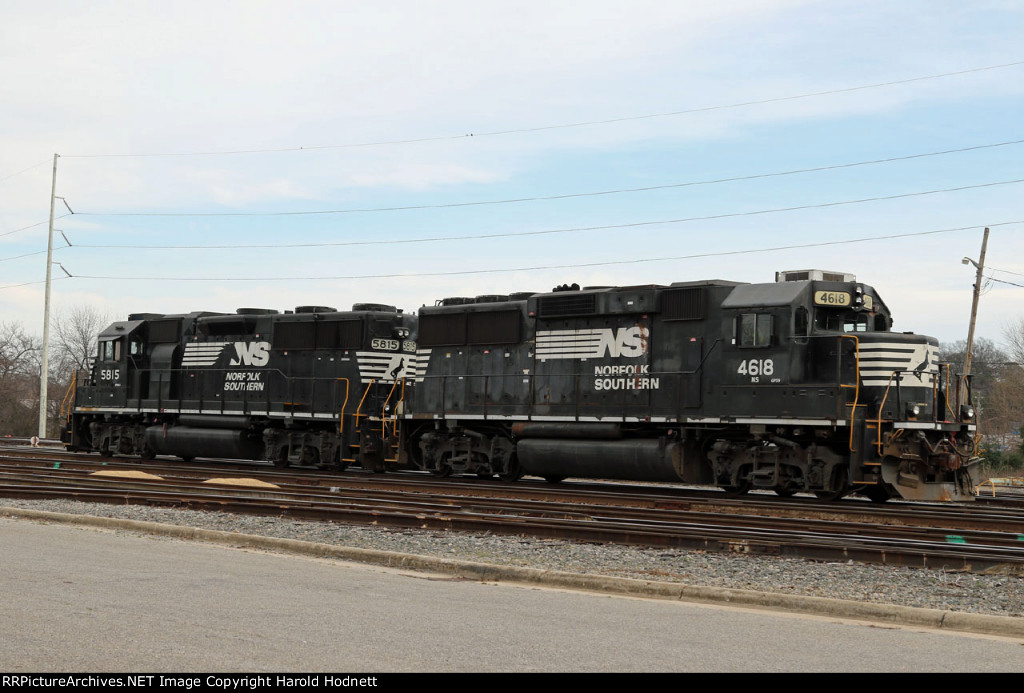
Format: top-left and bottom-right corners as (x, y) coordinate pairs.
(736, 313), (773, 347)
(100, 339), (122, 362)
(794, 307), (809, 343)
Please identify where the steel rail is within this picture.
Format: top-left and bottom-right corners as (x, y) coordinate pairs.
(1, 462), (1023, 574)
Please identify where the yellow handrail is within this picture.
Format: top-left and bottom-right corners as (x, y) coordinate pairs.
(838, 335), (860, 452)
(353, 378), (376, 427)
(60, 371), (78, 423)
(380, 377), (405, 440)
(871, 371), (902, 454)
(335, 378), (350, 436)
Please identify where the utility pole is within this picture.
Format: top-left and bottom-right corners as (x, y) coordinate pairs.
(963, 226), (990, 377)
(39, 153), (58, 439)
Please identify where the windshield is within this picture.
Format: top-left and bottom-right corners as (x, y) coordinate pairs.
(815, 310), (869, 333)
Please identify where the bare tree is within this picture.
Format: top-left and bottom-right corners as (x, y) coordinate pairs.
(981, 365), (1024, 446)
(44, 305), (114, 437)
(52, 305), (112, 374)
(980, 320), (1024, 465)
(1003, 317), (1024, 365)
(0, 322), (41, 436)
(938, 338), (1009, 431)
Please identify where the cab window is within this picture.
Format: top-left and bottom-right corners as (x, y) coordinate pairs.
(100, 338), (122, 362)
(736, 313), (772, 347)
(794, 307), (809, 343)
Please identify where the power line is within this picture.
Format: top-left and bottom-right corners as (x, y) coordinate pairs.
(6, 176), (1019, 264)
(0, 277), (71, 291)
(0, 214), (71, 240)
(986, 264), (1024, 279)
(38, 221), (1024, 284)
(0, 249), (49, 264)
(66, 178), (1024, 250)
(71, 138), (1024, 218)
(983, 274), (1024, 288)
(7, 173), (1019, 265)
(0, 159), (52, 185)
(61, 59), (1024, 159)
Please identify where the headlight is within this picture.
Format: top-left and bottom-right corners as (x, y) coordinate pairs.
(960, 405), (975, 421)
(906, 403), (920, 419)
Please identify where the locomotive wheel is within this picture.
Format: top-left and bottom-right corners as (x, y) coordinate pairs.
(499, 457), (524, 482)
(431, 465), (452, 478)
(814, 467), (849, 501)
(722, 482), (750, 497)
(274, 447), (290, 469)
(543, 475), (565, 484)
(774, 488), (797, 498)
(859, 484), (891, 504)
(140, 445), (156, 461)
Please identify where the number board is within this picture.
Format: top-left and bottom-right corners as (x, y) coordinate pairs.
(813, 291), (850, 307)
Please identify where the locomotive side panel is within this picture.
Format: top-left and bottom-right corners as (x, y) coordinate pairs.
(408, 298), (533, 478)
(531, 288), (657, 422)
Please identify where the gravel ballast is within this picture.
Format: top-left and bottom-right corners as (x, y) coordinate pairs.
(2, 497), (1022, 618)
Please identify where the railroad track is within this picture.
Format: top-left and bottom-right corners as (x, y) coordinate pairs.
(1, 448), (1023, 575)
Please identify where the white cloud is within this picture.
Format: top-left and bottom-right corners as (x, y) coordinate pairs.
(0, 0), (1021, 348)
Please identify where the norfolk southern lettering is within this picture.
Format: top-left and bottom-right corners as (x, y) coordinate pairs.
(593, 364), (660, 390)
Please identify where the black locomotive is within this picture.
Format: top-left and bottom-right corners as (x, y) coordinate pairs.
(62, 269), (978, 502)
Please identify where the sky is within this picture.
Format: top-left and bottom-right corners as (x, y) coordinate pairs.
(1, 0), (1022, 349)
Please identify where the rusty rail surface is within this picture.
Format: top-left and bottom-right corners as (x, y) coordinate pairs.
(1, 452), (1023, 574)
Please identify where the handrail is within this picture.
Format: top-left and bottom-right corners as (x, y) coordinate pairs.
(354, 378), (376, 427)
(380, 377), (404, 439)
(871, 371), (898, 454)
(60, 371), (78, 423)
(837, 335), (860, 452)
(336, 378), (350, 436)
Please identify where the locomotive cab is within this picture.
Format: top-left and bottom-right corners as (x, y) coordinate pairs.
(708, 270), (975, 501)
(62, 318), (149, 453)
(95, 319), (156, 406)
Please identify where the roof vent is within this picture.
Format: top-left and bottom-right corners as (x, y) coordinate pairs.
(438, 297), (474, 306)
(350, 303), (395, 313)
(775, 269), (856, 283)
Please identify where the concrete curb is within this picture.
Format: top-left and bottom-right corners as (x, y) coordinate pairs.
(5, 506), (1023, 639)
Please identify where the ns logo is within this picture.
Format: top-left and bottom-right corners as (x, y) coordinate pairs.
(597, 326), (648, 358)
(229, 341), (270, 367)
